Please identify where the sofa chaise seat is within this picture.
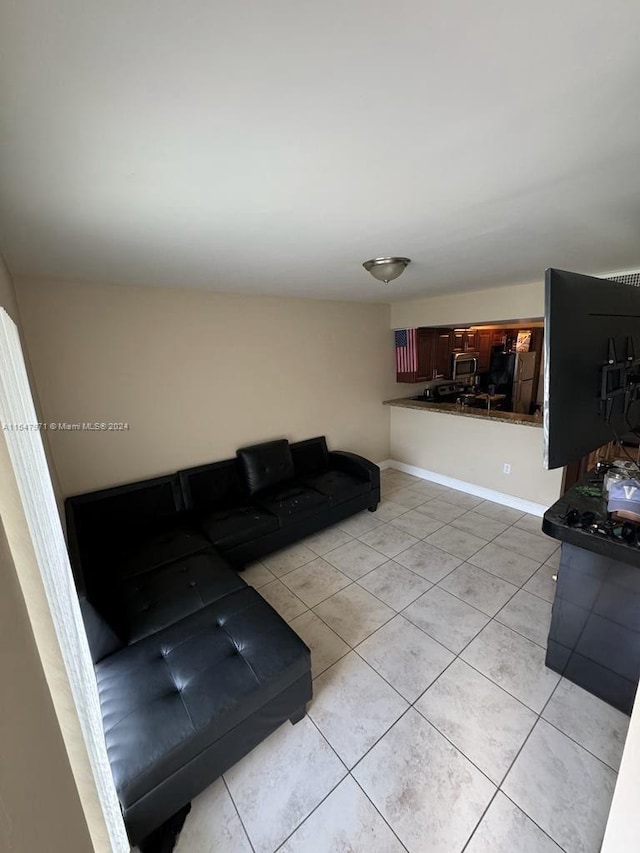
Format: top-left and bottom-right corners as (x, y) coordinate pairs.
(118, 548), (246, 643)
(87, 585), (311, 844)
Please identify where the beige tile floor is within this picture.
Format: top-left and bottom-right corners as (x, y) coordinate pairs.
(169, 470), (630, 853)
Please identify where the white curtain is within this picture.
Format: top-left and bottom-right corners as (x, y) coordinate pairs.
(0, 308), (129, 852)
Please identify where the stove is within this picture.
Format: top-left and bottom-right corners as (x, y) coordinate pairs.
(412, 380), (466, 403)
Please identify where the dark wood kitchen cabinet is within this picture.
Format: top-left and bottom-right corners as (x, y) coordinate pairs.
(416, 328), (434, 380)
(434, 329), (452, 377)
(476, 329), (493, 372)
(450, 330), (466, 352)
(464, 329), (478, 352)
(451, 329), (480, 354)
(415, 327), (453, 380)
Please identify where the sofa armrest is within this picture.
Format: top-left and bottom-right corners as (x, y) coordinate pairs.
(327, 451), (380, 490)
(79, 597), (123, 664)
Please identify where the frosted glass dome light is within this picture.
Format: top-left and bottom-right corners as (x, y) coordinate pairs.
(362, 257), (411, 284)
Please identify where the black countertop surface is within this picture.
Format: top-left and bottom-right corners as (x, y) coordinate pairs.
(542, 473), (640, 568)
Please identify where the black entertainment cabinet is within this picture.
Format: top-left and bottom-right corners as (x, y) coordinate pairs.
(543, 475), (640, 715)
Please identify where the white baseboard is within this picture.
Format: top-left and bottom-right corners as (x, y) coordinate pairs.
(383, 459), (548, 517)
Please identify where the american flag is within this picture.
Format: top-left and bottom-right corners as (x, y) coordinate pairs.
(395, 328), (418, 373)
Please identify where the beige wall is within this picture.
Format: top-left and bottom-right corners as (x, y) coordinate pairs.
(0, 516), (93, 853)
(390, 407), (563, 508)
(1, 258), (65, 506)
(391, 280), (543, 329)
(0, 254), (19, 322)
(17, 278), (395, 496)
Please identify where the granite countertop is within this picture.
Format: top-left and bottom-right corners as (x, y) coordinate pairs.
(542, 473), (640, 568)
(383, 397), (542, 428)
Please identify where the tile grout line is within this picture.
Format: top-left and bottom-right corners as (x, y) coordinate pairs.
(307, 528), (547, 711)
(461, 681), (573, 852)
(376, 499), (556, 570)
(309, 585), (395, 652)
(349, 774), (411, 853)
(346, 504), (583, 850)
(535, 686), (623, 774)
(272, 716), (411, 852)
(307, 617), (574, 853)
(448, 557), (612, 851)
(240, 483), (568, 851)
(352, 502), (558, 649)
(266, 716), (351, 851)
(262, 504), (558, 716)
(225, 482), (593, 853)
(309, 609), (536, 803)
(458, 788), (502, 853)
(221, 775), (257, 853)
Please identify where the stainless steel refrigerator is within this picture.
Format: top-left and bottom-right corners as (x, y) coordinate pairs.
(512, 351), (537, 413)
(486, 349), (537, 413)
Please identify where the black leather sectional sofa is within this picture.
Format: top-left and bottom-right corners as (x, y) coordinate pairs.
(66, 436), (380, 845)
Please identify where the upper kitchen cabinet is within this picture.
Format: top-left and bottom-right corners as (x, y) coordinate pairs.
(434, 329), (452, 377)
(464, 329), (478, 351)
(476, 328), (493, 372)
(450, 329), (466, 352)
(415, 327), (453, 381)
(451, 329), (480, 353)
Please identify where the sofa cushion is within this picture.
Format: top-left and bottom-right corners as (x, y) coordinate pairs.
(200, 506), (279, 549)
(179, 458), (247, 512)
(255, 482), (328, 524)
(237, 439), (295, 496)
(305, 469), (370, 504)
(71, 476), (183, 537)
(116, 518), (211, 580)
(290, 436), (329, 478)
(95, 587), (310, 811)
(67, 475), (187, 584)
(119, 550), (247, 642)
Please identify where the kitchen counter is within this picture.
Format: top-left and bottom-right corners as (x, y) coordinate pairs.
(383, 397), (542, 428)
(542, 474), (640, 568)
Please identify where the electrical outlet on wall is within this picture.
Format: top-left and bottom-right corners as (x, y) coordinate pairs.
(503, 463), (511, 474)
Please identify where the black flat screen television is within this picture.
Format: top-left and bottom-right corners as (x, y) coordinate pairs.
(544, 268), (640, 470)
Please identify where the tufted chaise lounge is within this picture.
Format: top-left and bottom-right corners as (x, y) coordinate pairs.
(66, 435), (379, 845)
(84, 586), (310, 844)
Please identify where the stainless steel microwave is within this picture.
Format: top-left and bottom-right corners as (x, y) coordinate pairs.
(451, 352), (479, 380)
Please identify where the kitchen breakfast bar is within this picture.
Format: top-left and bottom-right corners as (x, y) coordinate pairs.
(384, 395), (542, 427)
(384, 396), (563, 511)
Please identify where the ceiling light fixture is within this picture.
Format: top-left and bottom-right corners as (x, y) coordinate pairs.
(362, 256), (411, 284)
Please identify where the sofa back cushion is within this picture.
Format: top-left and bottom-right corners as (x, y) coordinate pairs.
(179, 458), (246, 511)
(237, 439), (295, 495)
(69, 476), (182, 540)
(66, 475), (184, 586)
(290, 436), (329, 478)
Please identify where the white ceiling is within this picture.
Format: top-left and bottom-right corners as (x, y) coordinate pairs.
(1, 0), (640, 302)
